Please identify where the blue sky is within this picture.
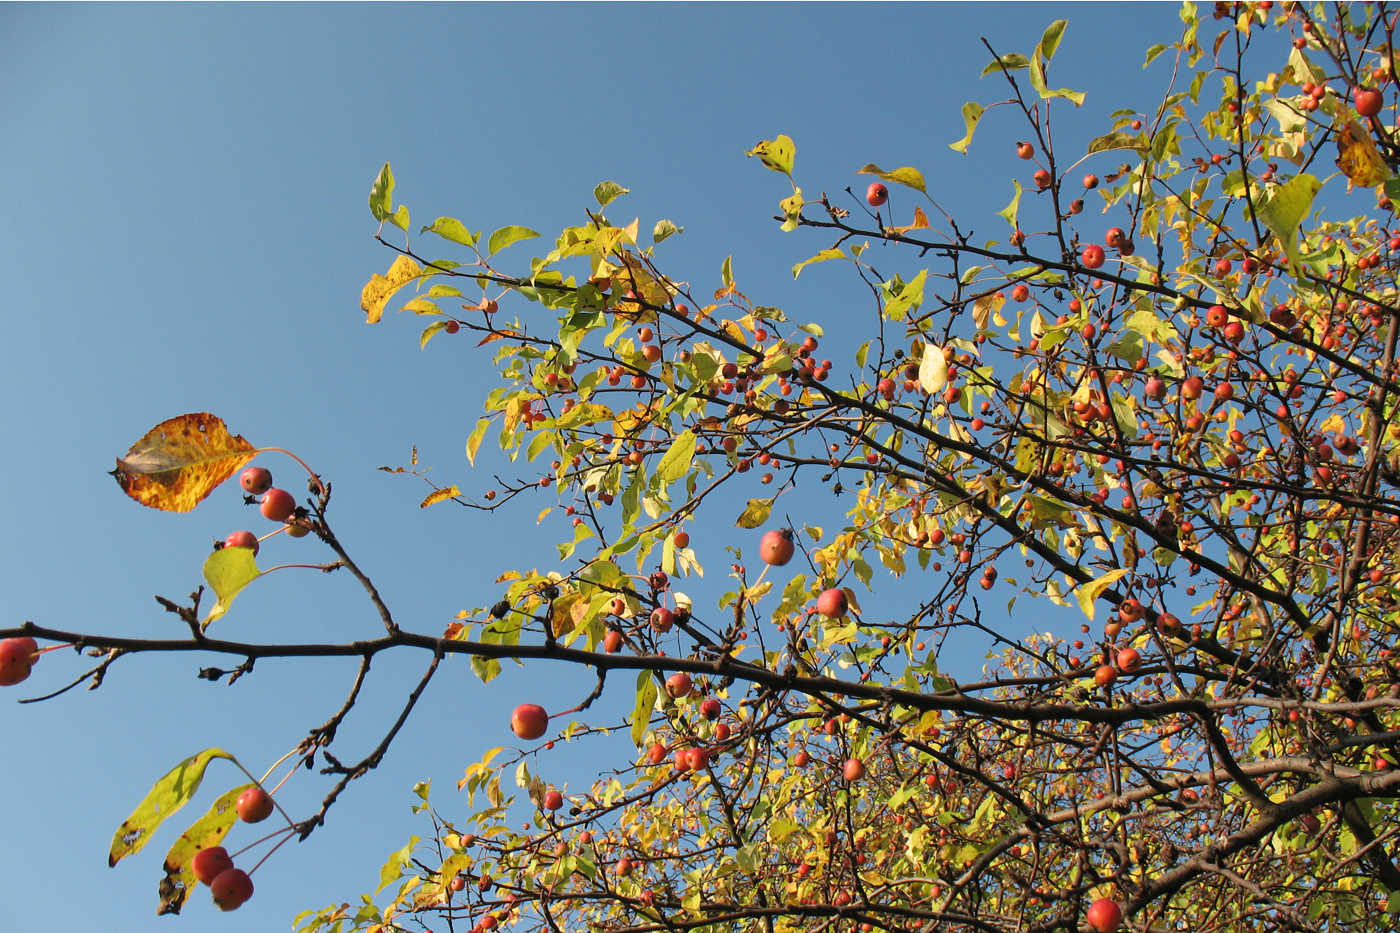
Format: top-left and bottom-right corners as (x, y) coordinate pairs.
(2, 4), (1191, 929)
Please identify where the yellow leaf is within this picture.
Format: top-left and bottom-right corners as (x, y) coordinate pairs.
(1335, 120), (1392, 189)
(361, 255), (422, 324)
(112, 413), (257, 513)
(857, 164), (928, 194)
(420, 485), (461, 508)
(972, 293), (1005, 330)
(888, 206), (932, 235)
(918, 346), (948, 394)
(1075, 568), (1130, 620)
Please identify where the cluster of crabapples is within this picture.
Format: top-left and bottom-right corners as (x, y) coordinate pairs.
(189, 786), (276, 911)
(222, 465), (310, 557)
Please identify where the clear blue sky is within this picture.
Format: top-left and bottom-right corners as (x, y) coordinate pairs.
(1, 4), (1189, 929)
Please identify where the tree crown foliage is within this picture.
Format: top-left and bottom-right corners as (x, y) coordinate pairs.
(9, 3), (1400, 931)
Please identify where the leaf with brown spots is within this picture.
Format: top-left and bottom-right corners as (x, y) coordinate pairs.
(156, 782), (251, 915)
(109, 747), (234, 867)
(112, 413), (257, 513)
(1335, 120), (1392, 189)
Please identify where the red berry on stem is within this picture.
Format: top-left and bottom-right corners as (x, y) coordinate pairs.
(0, 637), (36, 686)
(236, 787), (274, 823)
(210, 868), (254, 911)
(1080, 244), (1106, 269)
(865, 182), (888, 207)
(191, 846), (235, 886)
(260, 488), (296, 522)
(816, 588), (849, 619)
(224, 530), (259, 555)
(512, 703), (549, 740)
(543, 789), (564, 811)
(240, 466), (272, 495)
(759, 528), (796, 566)
(650, 607), (675, 632)
(1086, 898), (1123, 932)
(1355, 86), (1384, 117)
(665, 672), (693, 698)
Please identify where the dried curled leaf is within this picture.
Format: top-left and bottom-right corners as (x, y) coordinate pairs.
(112, 413), (257, 513)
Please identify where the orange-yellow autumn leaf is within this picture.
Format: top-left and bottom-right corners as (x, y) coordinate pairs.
(888, 206), (931, 235)
(1335, 120), (1391, 189)
(111, 413), (257, 512)
(361, 254), (423, 324)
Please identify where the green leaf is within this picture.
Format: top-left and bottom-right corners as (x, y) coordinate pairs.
(792, 247), (845, 279)
(1257, 173), (1321, 277)
(594, 181), (630, 207)
(746, 134), (796, 176)
(1037, 20), (1068, 61)
(721, 255), (734, 289)
(471, 654), (501, 684)
(981, 53), (1029, 76)
(369, 162), (394, 222)
(420, 320), (446, 349)
(488, 225), (540, 255)
(377, 836), (422, 894)
(109, 748), (234, 866)
(630, 669), (658, 747)
(421, 217), (478, 247)
(201, 546), (261, 628)
(652, 219), (683, 244)
(657, 430), (696, 486)
(949, 101), (986, 154)
(1027, 29), (1086, 106)
(389, 204), (410, 231)
(1143, 43), (1168, 67)
(857, 164), (927, 195)
(1076, 568), (1130, 620)
(736, 497), (774, 529)
(158, 782), (251, 915)
(998, 179), (1024, 228)
(1087, 131), (1148, 155)
(466, 418), (491, 466)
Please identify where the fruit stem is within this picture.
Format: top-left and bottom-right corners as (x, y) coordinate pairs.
(228, 760), (299, 831)
(259, 561), (344, 575)
(255, 446), (326, 496)
(229, 824), (298, 870)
